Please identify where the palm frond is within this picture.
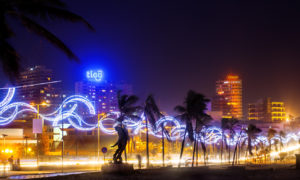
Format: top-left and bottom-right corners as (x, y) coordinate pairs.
(16, 4), (94, 31)
(174, 105), (186, 113)
(124, 95), (139, 108)
(11, 13), (79, 61)
(0, 40), (20, 83)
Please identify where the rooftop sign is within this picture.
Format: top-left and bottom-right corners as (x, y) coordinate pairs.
(86, 70), (103, 82)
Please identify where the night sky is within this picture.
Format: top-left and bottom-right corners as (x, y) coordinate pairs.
(2, 0), (300, 117)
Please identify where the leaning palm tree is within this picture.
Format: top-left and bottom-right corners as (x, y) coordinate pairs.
(220, 118), (229, 163)
(279, 130), (286, 151)
(246, 124), (262, 157)
(221, 118), (239, 164)
(195, 114), (212, 166)
(174, 90), (210, 167)
(113, 91), (140, 163)
(267, 128), (277, 154)
(227, 118), (239, 164)
(0, 0), (94, 81)
(144, 95), (163, 168)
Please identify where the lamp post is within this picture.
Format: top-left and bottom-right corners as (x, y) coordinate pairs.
(97, 114), (100, 168)
(97, 113), (105, 169)
(24, 136), (29, 159)
(2, 134), (7, 151)
(61, 97), (64, 173)
(30, 102), (49, 167)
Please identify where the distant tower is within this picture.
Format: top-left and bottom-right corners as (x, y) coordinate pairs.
(16, 65), (62, 105)
(212, 74), (243, 119)
(75, 69), (133, 115)
(248, 97), (287, 122)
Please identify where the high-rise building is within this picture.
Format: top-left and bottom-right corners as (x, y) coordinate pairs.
(75, 69), (132, 115)
(16, 65), (63, 105)
(212, 74), (243, 119)
(15, 65), (64, 153)
(248, 98), (287, 122)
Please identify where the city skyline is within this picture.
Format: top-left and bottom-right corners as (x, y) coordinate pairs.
(5, 64), (292, 120)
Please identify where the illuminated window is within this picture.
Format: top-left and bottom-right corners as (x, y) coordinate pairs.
(47, 77), (51, 81)
(46, 94), (50, 97)
(102, 90), (106, 92)
(40, 90), (44, 93)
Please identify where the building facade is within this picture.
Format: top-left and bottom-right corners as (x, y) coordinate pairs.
(16, 65), (63, 105)
(15, 65), (66, 153)
(75, 70), (132, 115)
(248, 97), (287, 122)
(212, 74), (243, 119)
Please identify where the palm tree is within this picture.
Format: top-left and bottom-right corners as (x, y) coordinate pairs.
(246, 124), (262, 157)
(226, 118), (239, 164)
(267, 128), (276, 161)
(115, 91), (140, 163)
(0, 0), (94, 81)
(220, 118), (228, 163)
(195, 114), (212, 166)
(174, 90), (210, 167)
(221, 118), (239, 164)
(279, 130), (286, 151)
(144, 95), (163, 168)
(232, 126), (244, 166)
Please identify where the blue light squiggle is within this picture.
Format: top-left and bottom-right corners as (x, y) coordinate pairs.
(0, 88), (300, 148)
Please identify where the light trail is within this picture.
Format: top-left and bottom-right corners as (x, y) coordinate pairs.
(0, 88), (300, 149)
(0, 81), (62, 89)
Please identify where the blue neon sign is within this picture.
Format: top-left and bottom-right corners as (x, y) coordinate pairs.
(86, 70), (103, 82)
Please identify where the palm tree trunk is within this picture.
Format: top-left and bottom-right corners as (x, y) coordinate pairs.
(162, 124), (165, 167)
(124, 146), (127, 163)
(232, 140), (239, 166)
(228, 135), (231, 164)
(196, 138), (199, 166)
(232, 131), (242, 166)
(221, 131), (224, 164)
(201, 141), (206, 166)
(192, 139), (196, 167)
(178, 129), (187, 168)
(146, 118), (150, 168)
(248, 136), (252, 156)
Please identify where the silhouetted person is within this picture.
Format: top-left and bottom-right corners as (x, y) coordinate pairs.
(136, 154), (142, 169)
(8, 156), (13, 170)
(112, 125), (129, 164)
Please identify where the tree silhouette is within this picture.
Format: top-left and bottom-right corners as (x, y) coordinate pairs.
(267, 128), (277, 152)
(174, 90), (210, 167)
(0, 0), (94, 82)
(112, 91), (140, 164)
(144, 95), (164, 168)
(279, 130), (286, 151)
(246, 124), (261, 156)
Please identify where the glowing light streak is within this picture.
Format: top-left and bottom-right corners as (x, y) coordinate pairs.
(0, 81), (61, 89)
(0, 87), (300, 149)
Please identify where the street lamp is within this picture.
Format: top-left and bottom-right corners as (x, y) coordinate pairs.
(2, 134), (7, 151)
(30, 101), (49, 167)
(97, 113), (106, 168)
(24, 136), (29, 158)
